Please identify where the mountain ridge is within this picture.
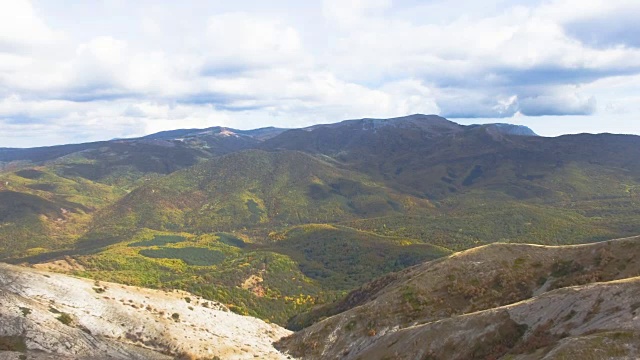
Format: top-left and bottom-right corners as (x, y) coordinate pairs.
(0, 114), (536, 153)
(278, 235), (640, 359)
(2, 113), (640, 346)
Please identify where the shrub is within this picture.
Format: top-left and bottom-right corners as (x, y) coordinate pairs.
(57, 313), (73, 325)
(0, 335), (27, 352)
(19, 307), (31, 317)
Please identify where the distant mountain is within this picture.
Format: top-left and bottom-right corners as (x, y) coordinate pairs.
(303, 114), (463, 132)
(262, 114), (463, 155)
(263, 114), (640, 201)
(471, 123), (538, 136)
(0, 125), (285, 162)
(0, 125), (286, 185)
(140, 126), (287, 141)
(3, 114), (640, 263)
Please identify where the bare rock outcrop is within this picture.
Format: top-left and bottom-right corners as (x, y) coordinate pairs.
(0, 263), (292, 359)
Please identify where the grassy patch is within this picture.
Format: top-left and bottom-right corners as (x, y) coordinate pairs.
(216, 233), (246, 248)
(56, 312), (73, 325)
(139, 247), (226, 266)
(14, 169), (46, 180)
(0, 335), (27, 352)
(128, 234), (187, 247)
(551, 260), (583, 277)
(19, 307), (31, 317)
(271, 225), (451, 290)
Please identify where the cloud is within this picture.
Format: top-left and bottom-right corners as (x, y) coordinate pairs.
(0, 95), (86, 120)
(0, 0), (62, 52)
(69, 36), (128, 92)
(436, 91), (520, 118)
(436, 85), (597, 118)
(314, 0), (640, 119)
(563, 9), (640, 49)
(322, 0), (392, 26)
(201, 13), (305, 75)
(519, 91), (596, 116)
(0, 0), (639, 146)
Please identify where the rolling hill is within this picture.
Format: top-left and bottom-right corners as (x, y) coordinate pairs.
(277, 236), (640, 359)
(0, 127), (283, 259)
(53, 225), (450, 325)
(85, 149), (434, 240)
(2, 113), (640, 335)
(0, 168), (124, 258)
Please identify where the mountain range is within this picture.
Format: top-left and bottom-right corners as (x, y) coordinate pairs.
(1, 114), (640, 359)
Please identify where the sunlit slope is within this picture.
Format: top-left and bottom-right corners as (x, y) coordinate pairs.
(0, 168), (124, 258)
(50, 225), (449, 325)
(279, 236), (640, 358)
(88, 149), (433, 238)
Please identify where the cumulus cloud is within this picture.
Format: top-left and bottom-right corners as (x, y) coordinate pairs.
(0, 0), (639, 146)
(436, 91), (520, 118)
(563, 5), (640, 49)
(316, 0), (640, 118)
(0, 0), (62, 51)
(202, 13), (305, 74)
(519, 92), (597, 116)
(0, 95), (83, 119)
(322, 0), (391, 26)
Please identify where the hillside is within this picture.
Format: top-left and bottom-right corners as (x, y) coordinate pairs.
(0, 262), (290, 359)
(2, 114), (640, 331)
(0, 125), (277, 166)
(269, 224), (451, 290)
(337, 278), (640, 359)
(33, 225), (449, 326)
(87, 149), (433, 240)
(0, 125), (282, 191)
(278, 236), (640, 358)
(0, 128), (283, 260)
(0, 168), (124, 258)
(264, 115), (640, 202)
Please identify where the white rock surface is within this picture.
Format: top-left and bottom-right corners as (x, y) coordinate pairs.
(0, 263), (293, 359)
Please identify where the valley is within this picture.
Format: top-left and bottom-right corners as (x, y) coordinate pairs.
(1, 114), (640, 358)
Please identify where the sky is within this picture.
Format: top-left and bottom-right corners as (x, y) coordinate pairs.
(0, 0), (639, 147)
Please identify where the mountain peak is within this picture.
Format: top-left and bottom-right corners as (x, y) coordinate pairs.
(363, 114), (459, 130)
(472, 123), (538, 137)
(303, 114), (462, 134)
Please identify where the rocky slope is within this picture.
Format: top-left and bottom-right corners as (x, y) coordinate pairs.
(277, 236), (640, 359)
(0, 263), (291, 359)
(350, 277), (640, 359)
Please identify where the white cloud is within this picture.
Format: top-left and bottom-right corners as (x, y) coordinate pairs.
(519, 90), (597, 116)
(0, 94), (83, 119)
(0, 0), (62, 51)
(202, 13), (305, 73)
(322, 0), (392, 26)
(0, 0), (639, 147)
(71, 36), (128, 89)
